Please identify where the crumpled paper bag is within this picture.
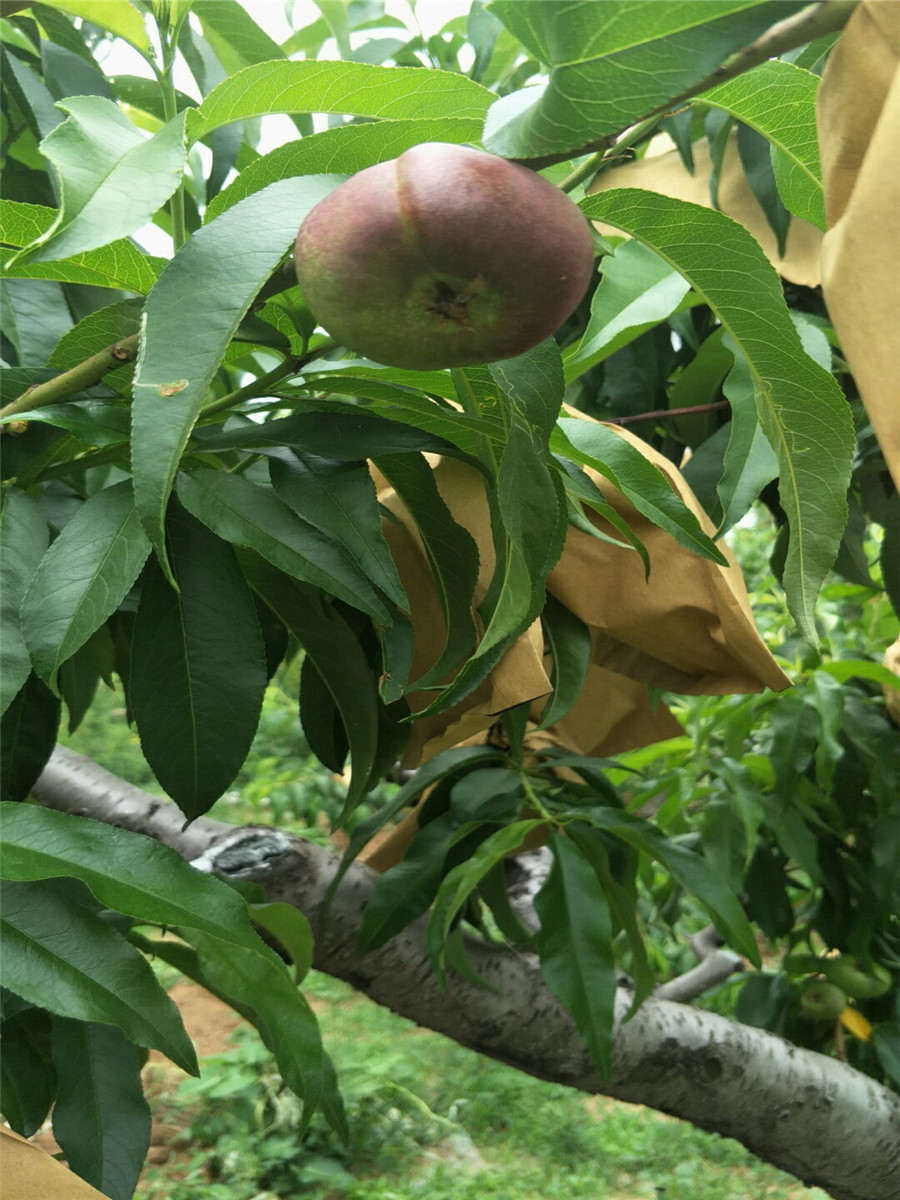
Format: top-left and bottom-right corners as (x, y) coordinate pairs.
(0, 1127), (108, 1200)
(378, 411), (788, 766)
(363, 409), (790, 867)
(817, 0), (900, 490)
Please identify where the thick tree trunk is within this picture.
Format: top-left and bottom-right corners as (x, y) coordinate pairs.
(31, 746), (900, 1200)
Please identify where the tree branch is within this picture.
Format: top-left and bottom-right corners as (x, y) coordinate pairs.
(30, 746), (900, 1200)
(656, 925), (744, 1002)
(526, 1), (859, 172)
(652, 0), (858, 117)
(0, 336), (139, 422)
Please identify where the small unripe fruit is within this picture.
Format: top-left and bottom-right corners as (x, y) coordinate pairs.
(821, 956), (892, 999)
(799, 979), (848, 1021)
(294, 143), (595, 370)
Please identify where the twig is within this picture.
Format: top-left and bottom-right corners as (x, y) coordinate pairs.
(639, 1), (858, 129)
(198, 339), (336, 420)
(1, 335), (139, 422)
(540, 1), (859, 174)
(607, 401), (730, 426)
(655, 925), (744, 1001)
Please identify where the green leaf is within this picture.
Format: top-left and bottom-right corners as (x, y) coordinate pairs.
(331, 744), (508, 900)
(185, 928), (326, 1126)
(108, 73), (196, 121)
(375, 453), (479, 689)
(0, 400), (130, 445)
(564, 240), (692, 383)
(553, 456), (650, 566)
(205, 118), (485, 221)
(566, 827), (655, 1013)
(58, 625), (113, 733)
(39, 1), (150, 53)
(743, 841), (794, 939)
(131, 174), (341, 562)
(1, 43), (61, 139)
(696, 60), (824, 229)
(51, 1017), (150, 1200)
(667, 326), (733, 447)
(767, 693), (819, 807)
(188, 60), (493, 142)
(414, 533), (547, 719)
(130, 504), (267, 818)
(534, 832), (617, 1075)
(192, 0), (283, 70)
(1, 199), (165, 291)
(249, 902), (313, 983)
(0, 490), (49, 716)
(299, 653), (348, 773)
(8, 100), (186, 266)
(131, 923), (343, 1136)
(358, 813), (458, 954)
(536, 595), (591, 731)
(716, 347), (780, 533)
(818, 659), (900, 690)
(0, 673), (61, 803)
(700, 795), (748, 892)
(240, 554), (385, 809)
(2, 277), (73, 365)
(477, 859), (533, 947)
(0, 878), (197, 1074)
(41, 36), (114, 105)
(0, 801), (281, 955)
(735, 122), (791, 256)
(483, 0), (797, 157)
(47, 297), (143, 386)
(427, 819), (544, 981)
(449, 768), (524, 825)
(177, 469), (390, 624)
(198, 407), (463, 461)
(0, 1007), (55, 1137)
(0, 16), (41, 56)
(489, 336), (564, 448)
(270, 452), (408, 613)
(580, 188), (854, 641)
(554, 418), (727, 565)
(20, 481), (151, 692)
(572, 807), (760, 965)
(497, 419), (566, 579)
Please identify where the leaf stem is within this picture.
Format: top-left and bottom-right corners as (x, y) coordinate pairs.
(560, 112), (662, 193)
(199, 340), (336, 420)
(450, 367), (481, 417)
(559, 152), (608, 195)
(521, 774), (556, 824)
(199, 359), (297, 420)
(33, 444), (130, 484)
(157, 12), (187, 252)
(1, 335), (140, 421)
(451, 366), (500, 473)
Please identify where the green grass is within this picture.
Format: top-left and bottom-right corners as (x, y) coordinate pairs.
(137, 971), (828, 1200)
